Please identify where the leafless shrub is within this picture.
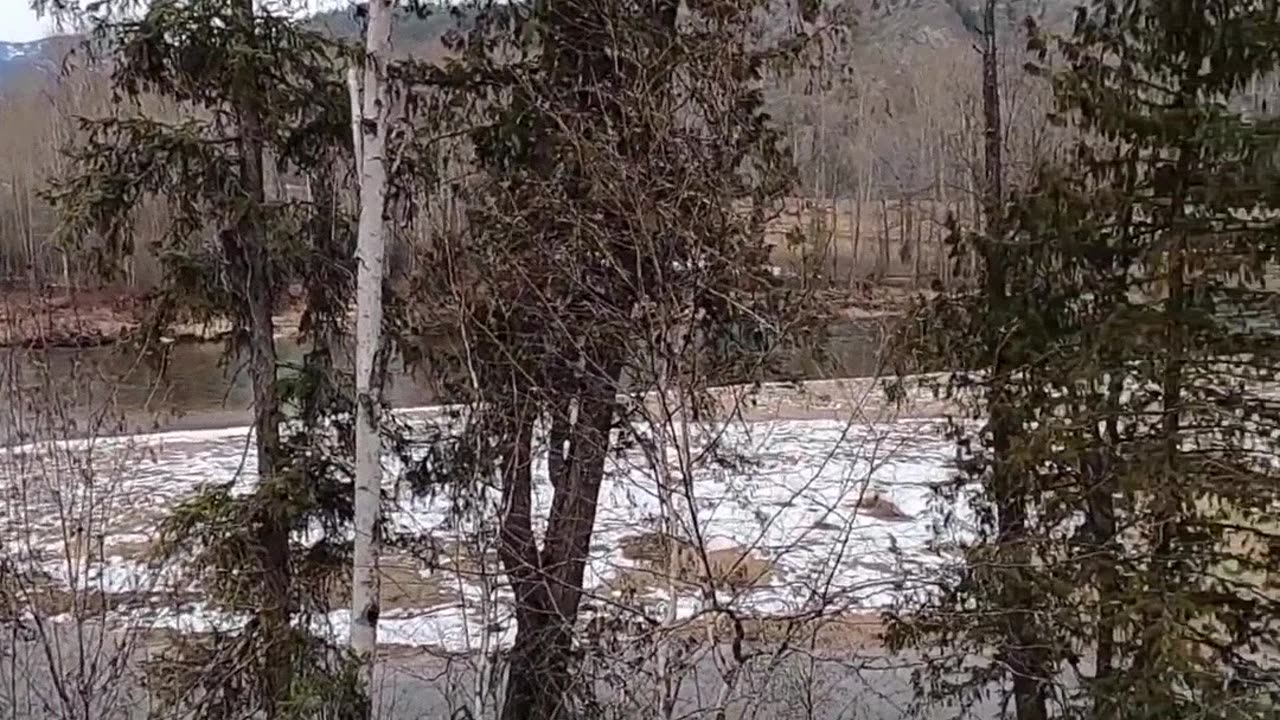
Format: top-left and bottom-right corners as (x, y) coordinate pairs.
(0, 302), (169, 720)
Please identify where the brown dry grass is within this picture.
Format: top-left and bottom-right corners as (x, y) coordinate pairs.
(602, 532), (777, 598)
(675, 611), (885, 651)
(0, 288), (140, 347)
(702, 374), (960, 423)
(325, 551), (460, 611)
(0, 287), (307, 347)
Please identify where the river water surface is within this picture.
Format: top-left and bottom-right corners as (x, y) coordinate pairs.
(2, 320), (887, 442)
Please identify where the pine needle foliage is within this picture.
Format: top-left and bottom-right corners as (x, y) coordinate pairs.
(889, 2), (1280, 719)
(37, 0), (368, 716)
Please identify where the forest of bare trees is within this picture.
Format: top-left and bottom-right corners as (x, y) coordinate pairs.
(0, 2), (1081, 294)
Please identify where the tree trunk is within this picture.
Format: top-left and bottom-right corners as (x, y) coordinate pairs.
(350, 0), (395, 679)
(302, 158), (340, 425)
(495, 401), (580, 720)
(497, 371), (618, 720)
(878, 197), (891, 278)
(851, 195), (861, 285)
(1083, 376), (1122, 710)
(913, 200), (922, 287)
(981, 1), (1003, 215)
(1135, 143), (1194, 681)
(502, 609), (577, 720)
(17, 176), (37, 292)
(828, 196), (838, 283)
(934, 136), (949, 289)
(1085, 147), (1144, 713)
(900, 198), (909, 269)
(224, 2), (291, 713)
(981, 2), (1046, 718)
(493, 0), (671, 713)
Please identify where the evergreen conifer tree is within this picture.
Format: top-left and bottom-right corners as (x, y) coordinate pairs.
(37, 1), (367, 715)
(891, 2), (1280, 718)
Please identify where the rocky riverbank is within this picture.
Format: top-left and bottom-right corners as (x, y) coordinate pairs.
(0, 288), (306, 348)
(1, 282), (930, 349)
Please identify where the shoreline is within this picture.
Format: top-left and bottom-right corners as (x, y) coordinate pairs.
(0, 288), (308, 348)
(1, 374), (959, 450)
(0, 284), (927, 349)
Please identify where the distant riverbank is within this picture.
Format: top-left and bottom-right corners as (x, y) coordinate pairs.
(0, 287), (308, 348)
(2, 310), (904, 443)
(0, 282), (926, 349)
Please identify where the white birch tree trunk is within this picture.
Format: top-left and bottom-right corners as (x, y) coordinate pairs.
(350, 0), (394, 677)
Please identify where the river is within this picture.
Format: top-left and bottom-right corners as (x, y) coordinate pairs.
(0, 318), (992, 720)
(1, 320), (888, 442)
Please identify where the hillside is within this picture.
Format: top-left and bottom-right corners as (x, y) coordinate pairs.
(0, 5), (455, 87)
(0, 0), (1078, 87)
(856, 0), (1074, 47)
(0, 37), (68, 86)
(0, 0), (1082, 294)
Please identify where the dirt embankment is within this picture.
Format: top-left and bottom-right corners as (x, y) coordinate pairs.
(0, 288), (306, 348)
(700, 373), (958, 424)
(1, 279), (931, 349)
(1, 288), (142, 347)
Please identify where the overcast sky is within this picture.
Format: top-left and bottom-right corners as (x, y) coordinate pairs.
(1, 4), (51, 43)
